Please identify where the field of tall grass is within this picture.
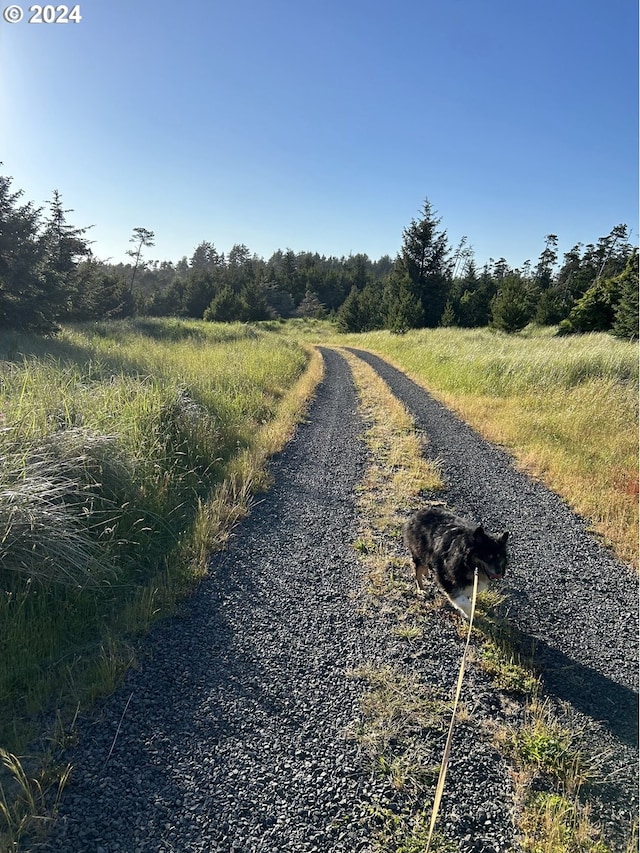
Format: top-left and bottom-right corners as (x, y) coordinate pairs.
(327, 325), (639, 567)
(0, 318), (315, 769)
(1, 316), (636, 847)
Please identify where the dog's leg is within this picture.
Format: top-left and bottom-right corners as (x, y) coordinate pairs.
(450, 592), (472, 620)
(414, 560), (428, 594)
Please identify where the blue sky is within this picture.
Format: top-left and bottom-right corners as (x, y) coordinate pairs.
(1, 0), (637, 268)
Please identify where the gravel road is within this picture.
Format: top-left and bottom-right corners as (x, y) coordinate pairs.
(348, 348), (639, 844)
(39, 347), (638, 853)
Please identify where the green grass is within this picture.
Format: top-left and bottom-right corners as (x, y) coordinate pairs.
(369, 802), (456, 853)
(317, 324), (638, 566)
(0, 318), (318, 848)
(348, 664), (448, 774)
(519, 792), (611, 853)
(335, 324), (637, 394)
(479, 639), (540, 696)
(493, 696), (624, 853)
(506, 707), (592, 794)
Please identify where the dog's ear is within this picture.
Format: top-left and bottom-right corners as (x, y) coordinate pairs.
(500, 531), (510, 544)
(473, 525), (485, 541)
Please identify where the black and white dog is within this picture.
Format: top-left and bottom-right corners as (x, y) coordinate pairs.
(403, 505), (509, 619)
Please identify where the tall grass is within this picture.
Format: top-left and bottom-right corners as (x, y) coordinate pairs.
(328, 326), (638, 566)
(0, 319), (311, 771)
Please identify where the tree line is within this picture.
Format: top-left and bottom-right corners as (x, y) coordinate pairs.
(1, 169), (637, 338)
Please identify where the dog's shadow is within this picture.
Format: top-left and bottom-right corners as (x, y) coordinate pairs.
(474, 603), (639, 752)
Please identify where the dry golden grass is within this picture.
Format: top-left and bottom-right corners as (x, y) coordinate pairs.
(337, 347), (442, 600)
(329, 327), (638, 568)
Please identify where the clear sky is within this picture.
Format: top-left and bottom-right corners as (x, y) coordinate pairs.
(1, 0), (637, 268)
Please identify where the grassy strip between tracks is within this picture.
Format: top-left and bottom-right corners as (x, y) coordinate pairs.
(340, 346), (634, 853)
(293, 321), (638, 569)
(346, 327), (639, 568)
(0, 318), (323, 851)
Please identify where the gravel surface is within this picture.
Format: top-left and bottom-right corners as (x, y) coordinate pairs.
(348, 348), (639, 847)
(39, 346), (638, 853)
(43, 348), (382, 853)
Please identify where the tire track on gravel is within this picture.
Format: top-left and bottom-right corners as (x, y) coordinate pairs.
(347, 348), (639, 842)
(43, 348), (385, 853)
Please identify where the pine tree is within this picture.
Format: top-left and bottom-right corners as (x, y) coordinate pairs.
(490, 274), (534, 333)
(203, 285), (244, 322)
(612, 251), (639, 339)
(393, 198), (451, 327)
(127, 227), (155, 293)
(534, 234), (558, 290)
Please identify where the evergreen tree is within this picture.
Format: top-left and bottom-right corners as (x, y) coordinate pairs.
(279, 249), (303, 302)
(336, 286), (362, 332)
(562, 250), (636, 334)
(127, 227), (155, 294)
(346, 253), (371, 292)
(70, 260), (133, 319)
(293, 289), (326, 319)
(183, 269), (218, 318)
(240, 279), (269, 321)
(451, 260), (493, 327)
(43, 191), (92, 276)
(534, 288), (566, 325)
(227, 243), (255, 292)
(263, 282), (295, 318)
(175, 257), (190, 277)
(385, 273), (424, 333)
(203, 285), (244, 322)
(190, 241), (221, 271)
(490, 274), (534, 333)
(42, 190), (93, 318)
(440, 299), (456, 327)
(357, 281), (386, 330)
(534, 234), (558, 290)
(612, 251), (639, 339)
(394, 198), (451, 327)
(0, 173), (57, 332)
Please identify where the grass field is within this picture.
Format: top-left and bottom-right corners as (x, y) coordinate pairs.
(0, 318), (316, 764)
(1, 316), (636, 847)
(308, 323), (638, 568)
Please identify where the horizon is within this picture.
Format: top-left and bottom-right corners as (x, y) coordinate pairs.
(1, 0), (637, 271)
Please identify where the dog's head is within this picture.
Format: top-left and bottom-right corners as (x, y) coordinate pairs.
(469, 526), (509, 580)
